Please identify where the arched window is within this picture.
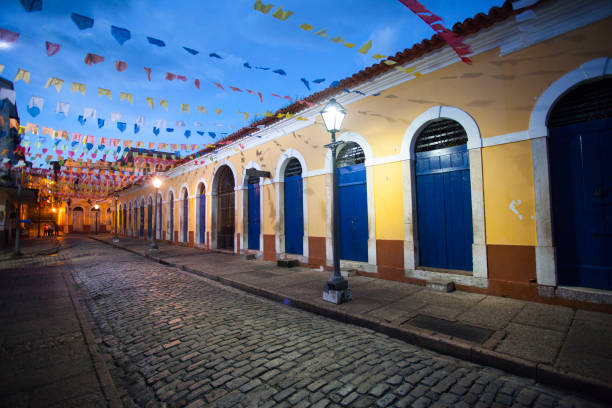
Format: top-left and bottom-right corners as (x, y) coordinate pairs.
(415, 118), (467, 153)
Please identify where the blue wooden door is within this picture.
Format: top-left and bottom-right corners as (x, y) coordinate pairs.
(169, 197), (174, 241)
(338, 164), (368, 262)
(199, 192), (206, 244)
(416, 144), (473, 271)
(140, 203), (144, 238)
(248, 182), (260, 250)
(183, 196), (188, 242)
(284, 175), (303, 255)
(147, 203), (152, 238)
(550, 118), (612, 290)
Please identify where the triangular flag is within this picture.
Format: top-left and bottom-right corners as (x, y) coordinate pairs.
(71, 12), (94, 30)
(180, 104), (189, 114)
(71, 82), (86, 95)
(146, 97), (154, 109)
(44, 77), (63, 92)
(272, 6), (293, 20)
(111, 26), (131, 45)
(194, 78), (200, 90)
(359, 39), (372, 55)
(254, 0), (273, 13)
(97, 118), (105, 128)
(147, 37), (165, 47)
(45, 41), (60, 56)
(183, 46), (199, 55)
(14, 68), (31, 84)
(115, 61), (128, 72)
(98, 88), (112, 100)
(84, 53), (104, 65)
(144, 67), (151, 81)
(160, 100), (168, 111)
(120, 92), (133, 104)
(20, 0), (42, 12)
(197, 106), (207, 114)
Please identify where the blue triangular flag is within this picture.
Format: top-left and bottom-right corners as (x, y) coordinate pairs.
(97, 118), (105, 128)
(183, 46), (199, 55)
(209, 52), (222, 59)
(208, 132), (216, 138)
(343, 89), (351, 93)
(196, 131), (205, 136)
(255, 66), (270, 70)
(20, 0), (42, 12)
(331, 80), (340, 87)
(300, 78), (310, 90)
(78, 115), (86, 125)
(273, 69), (287, 76)
(153, 127), (160, 135)
(86, 142), (93, 151)
(243, 62), (252, 69)
(27, 106), (40, 117)
(71, 141), (79, 147)
(117, 122), (126, 132)
(71, 12), (94, 30)
(111, 26), (131, 45)
(353, 90), (365, 96)
(134, 124), (140, 134)
(312, 78), (326, 84)
(147, 36), (165, 47)
(184, 130), (191, 138)
(166, 128), (174, 133)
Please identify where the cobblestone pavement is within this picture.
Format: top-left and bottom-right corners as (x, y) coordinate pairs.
(66, 237), (604, 408)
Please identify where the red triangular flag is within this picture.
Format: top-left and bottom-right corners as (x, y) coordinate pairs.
(194, 78), (200, 90)
(115, 61), (127, 72)
(213, 82), (225, 91)
(84, 53), (104, 65)
(45, 41), (60, 57)
(144, 67), (151, 81)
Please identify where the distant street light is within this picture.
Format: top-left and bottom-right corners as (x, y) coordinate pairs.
(150, 177), (162, 251)
(320, 98), (351, 304)
(94, 204), (99, 235)
(113, 192), (120, 243)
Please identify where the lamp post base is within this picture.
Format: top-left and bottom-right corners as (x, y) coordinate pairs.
(323, 284), (352, 305)
(113, 236), (119, 243)
(149, 242), (159, 251)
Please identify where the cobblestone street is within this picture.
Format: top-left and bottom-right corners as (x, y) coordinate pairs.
(66, 237), (603, 408)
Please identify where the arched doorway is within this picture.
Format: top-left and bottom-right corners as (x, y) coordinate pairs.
(548, 78), (612, 290)
(197, 183), (206, 245)
(147, 197), (153, 239)
(72, 206), (84, 232)
(140, 198), (145, 238)
(415, 118), (473, 271)
(182, 189), (189, 243)
(106, 208), (112, 231)
(122, 204), (127, 235)
(156, 193), (163, 240)
(128, 203), (132, 236)
(337, 142), (368, 262)
(168, 191), (174, 241)
(133, 200), (138, 237)
(217, 166), (235, 250)
(247, 176), (261, 251)
(284, 158), (303, 255)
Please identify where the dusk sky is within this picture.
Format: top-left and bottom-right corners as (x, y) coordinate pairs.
(1, 0), (502, 167)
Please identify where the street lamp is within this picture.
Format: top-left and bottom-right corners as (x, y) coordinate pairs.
(113, 192), (119, 242)
(320, 98), (351, 304)
(150, 177), (162, 251)
(94, 204), (99, 235)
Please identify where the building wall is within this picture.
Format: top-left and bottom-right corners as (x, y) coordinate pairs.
(115, 14), (612, 306)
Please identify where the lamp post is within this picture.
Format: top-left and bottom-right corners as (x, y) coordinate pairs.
(94, 204), (99, 235)
(320, 98), (351, 304)
(150, 177), (162, 251)
(113, 192), (119, 242)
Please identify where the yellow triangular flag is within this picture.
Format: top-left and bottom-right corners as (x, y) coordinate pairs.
(71, 82), (86, 95)
(146, 97), (154, 109)
(0, 64), (4, 75)
(98, 88), (112, 100)
(372, 54), (386, 60)
(272, 6), (293, 21)
(180, 103), (189, 114)
(343, 42), (355, 49)
(197, 106), (207, 114)
(253, 0), (273, 14)
(359, 40), (372, 55)
(160, 100), (168, 111)
(44, 77), (64, 92)
(238, 111), (249, 121)
(299, 23), (313, 31)
(215, 108), (221, 115)
(120, 92), (133, 105)
(315, 28), (328, 37)
(330, 36), (344, 44)
(14, 68), (31, 84)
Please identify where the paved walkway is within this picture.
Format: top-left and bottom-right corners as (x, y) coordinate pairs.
(67, 237), (604, 407)
(0, 237), (121, 408)
(91, 234), (612, 400)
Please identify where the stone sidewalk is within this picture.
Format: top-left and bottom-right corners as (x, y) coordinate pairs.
(91, 234), (612, 400)
(0, 237), (121, 407)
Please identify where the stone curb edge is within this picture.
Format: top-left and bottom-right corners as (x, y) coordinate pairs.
(90, 236), (612, 401)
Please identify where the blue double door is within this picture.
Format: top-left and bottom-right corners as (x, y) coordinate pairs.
(199, 192), (206, 244)
(416, 144), (473, 271)
(183, 196), (189, 243)
(248, 182), (260, 250)
(338, 164), (368, 262)
(550, 118), (612, 290)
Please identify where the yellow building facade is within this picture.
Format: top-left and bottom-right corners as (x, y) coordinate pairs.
(113, 0), (612, 308)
